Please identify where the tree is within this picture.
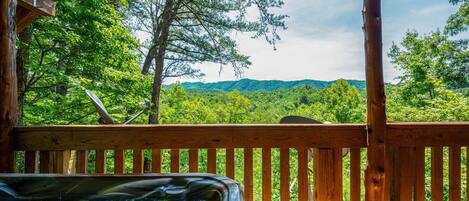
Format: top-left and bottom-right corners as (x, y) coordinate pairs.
(125, 0), (288, 123)
(446, 0), (469, 35)
(389, 31), (468, 105)
(17, 0), (143, 125)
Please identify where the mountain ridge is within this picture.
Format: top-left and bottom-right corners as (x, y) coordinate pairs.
(166, 78), (366, 92)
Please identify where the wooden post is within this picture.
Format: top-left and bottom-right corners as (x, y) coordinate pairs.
(0, 0), (17, 173)
(363, 0), (387, 201)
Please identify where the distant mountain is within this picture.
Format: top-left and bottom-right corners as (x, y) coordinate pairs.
(166, 79), (366, 92)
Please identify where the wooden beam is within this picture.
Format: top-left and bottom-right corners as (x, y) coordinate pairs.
(17, 0), (55, 17)
(0, 0), (18, 173)
(363, 0), (387, 201)
(12, 124), (366, 150)
(387, 122), (469, 146)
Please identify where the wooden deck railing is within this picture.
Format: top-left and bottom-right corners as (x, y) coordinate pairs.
(10, 123), (469, 201)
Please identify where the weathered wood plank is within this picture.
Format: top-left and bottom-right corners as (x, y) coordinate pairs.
(244, 148), (253, 201)
(170, 149), (179, 173)
(431, 146), (443, 201)
(0, 0), (17, 173)
(350, 148), (361, 201)
(363, 0), (387, 200)
(95, 149), (105, 174)
(297, 148), (309, 201)
(189, 149), (198, 172)
(75, 150), (87, 174)
(414, 147), (425, 201)
(114, 149), (124, 174)
(24, 150), (35, 173)
(133, 149), (143, 174)
(152, 149), (161, 173)
(12, 125), (366, 150)
(313, 148), (343, 201)
(398, 147), (414, 201)
(17, 0), (55, 16)
(449, 146), (461, 201)
(387, 123), (469, 146)
(280, 148), (290, 201)
(207, 148), (216, 174)
(226, 148), (234, 179)
(262, 148), (272, 201)
(39, 151), (50, 173)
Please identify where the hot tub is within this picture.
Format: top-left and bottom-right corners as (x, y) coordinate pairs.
(0, 174), (243, 201)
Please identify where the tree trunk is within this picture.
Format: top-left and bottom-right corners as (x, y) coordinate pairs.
(0, 0), (17, 173)
(149, 0), (174, 124)
(141, 45), (156, 75)
(16, 26), (32, 125)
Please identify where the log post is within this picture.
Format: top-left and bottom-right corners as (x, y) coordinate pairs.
(363, 0), (388, 201)
(0, 0), (18, 173)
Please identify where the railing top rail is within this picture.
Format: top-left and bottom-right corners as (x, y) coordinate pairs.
(13, 124), (366, 150)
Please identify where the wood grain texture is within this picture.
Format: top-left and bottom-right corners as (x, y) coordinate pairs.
(189, 149), (198, 172)
(152, 149), (161, 173)
(262, 148), (272, 201)
(13, 124), (366, 150)
(449, 146), (461, 201)
(244, 148), (253, 201)
(280, 148), (290, 201)
(15, 8), (36, 32)
(17, 0), (55, 16)
(387, 123), (469, 146)
(75, 150), (87, 174)
(297, 148), (309, 201)
(225, 148), (234, 179)
(24, 150), (35, 173)
(350, 148), (361, 201)
(114, 149), (124, 174)
(207, 148), (216, 174)
(95, 149), (105, 174)
(39, 151), (50, 173)
(0, 0), (17, 173)
(363, 0), (387, 201)
(431, 147), (443, 201)
(170, 149), (179, 173)
(398, 147), (414, 201)
(133, 149), (143, 174)
(414, 147), (425, 201)
(313, 148), (343, 201)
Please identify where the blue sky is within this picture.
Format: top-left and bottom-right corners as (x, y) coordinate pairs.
(167, 0), (460, 83)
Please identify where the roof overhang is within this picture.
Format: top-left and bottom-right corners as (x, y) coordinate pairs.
(16, 0), (55, 32)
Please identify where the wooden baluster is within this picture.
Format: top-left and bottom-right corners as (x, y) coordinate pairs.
(313, 148), (342, 201)
(207, 148), (216, 174)
(170, 149), (180, 173)
(244, 148), (254, 201)
(39, 151), (50, 173)
(25, 151), (36, 173)
(280, 148), (290, 201)
(189, 149), (198, 172)
(95, 149), (106, 174)
(262, 148), (272, 201)
(398, 147), (415, 201)
(133, 149), (143, 174)
(226, 148), (235, 179)
(152, 149), (161, 173)
(414, 147), (425, 201)
(76, 150), (87, 174)
(298, 148), (309, 201)
(114, 149), (124, 174)
(450, 146), (461, 201)
(432, 146), (443, 201)
(350, 148), (361, 201)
